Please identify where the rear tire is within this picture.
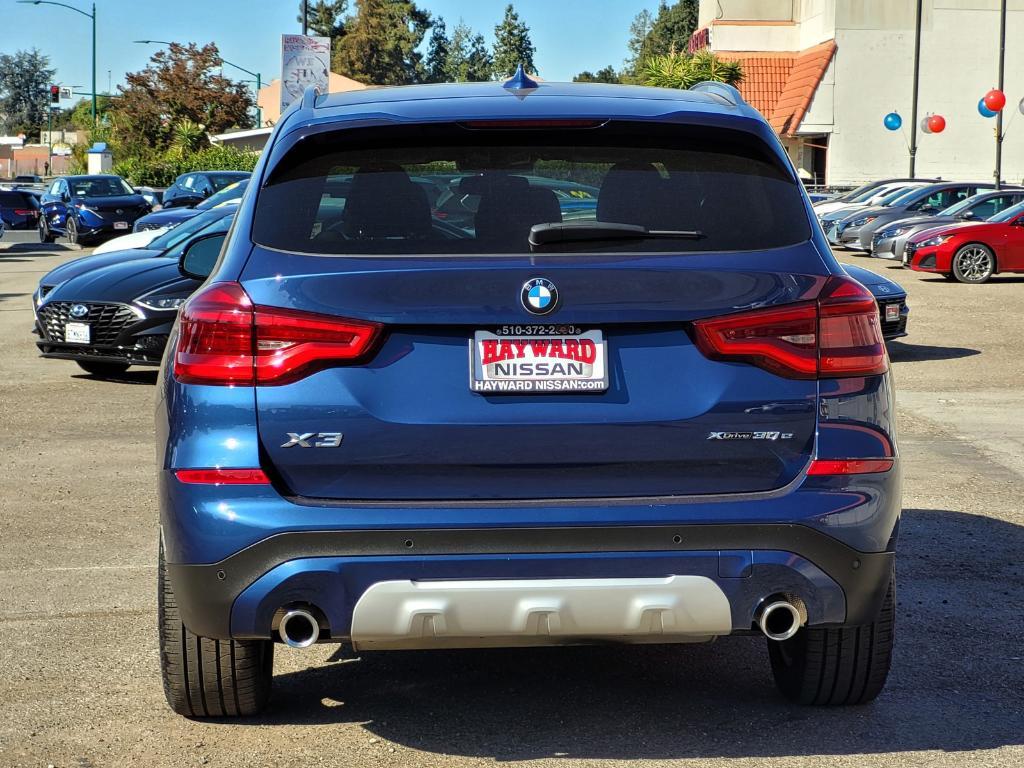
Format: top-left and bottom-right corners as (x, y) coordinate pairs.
(38, 218), (55, 243)
(158, 540), (273, 717)
(768, 568), (895, 705)
(75, 360), (130, 377)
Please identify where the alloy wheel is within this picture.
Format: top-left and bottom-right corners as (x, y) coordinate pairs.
(953, 246), (993, 283)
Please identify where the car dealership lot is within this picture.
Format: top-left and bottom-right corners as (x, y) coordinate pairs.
(1, 245), (1022, 767)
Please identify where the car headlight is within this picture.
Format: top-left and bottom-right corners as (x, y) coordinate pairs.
(74, 202), (97, 212)
(881, 226), (909, 238)
(135, 293), (189, 311)
(918, 235), (952, 248)
(850, 216), (877, 228)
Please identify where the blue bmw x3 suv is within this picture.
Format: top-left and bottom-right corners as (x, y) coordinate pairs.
(157, 76), (899, 716)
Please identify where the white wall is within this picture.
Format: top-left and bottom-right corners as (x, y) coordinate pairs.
(825, 0), (1024, 185)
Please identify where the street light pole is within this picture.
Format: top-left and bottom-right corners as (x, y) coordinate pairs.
(995, 0), (1007, 190)
(134, 40), (263, 128)
(17, 1), (97, 126)
(908, 0), (923, 177)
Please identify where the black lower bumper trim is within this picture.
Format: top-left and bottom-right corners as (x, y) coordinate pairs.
(166, 524), (895, 639)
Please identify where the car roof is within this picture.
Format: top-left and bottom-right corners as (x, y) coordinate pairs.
(282, 81), (769, 133)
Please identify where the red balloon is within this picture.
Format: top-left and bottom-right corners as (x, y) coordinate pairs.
(984, 88), (1006, 112)
(927, 114), (946, 133)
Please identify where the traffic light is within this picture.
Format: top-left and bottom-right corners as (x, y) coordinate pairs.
(49, 85), (60, 104)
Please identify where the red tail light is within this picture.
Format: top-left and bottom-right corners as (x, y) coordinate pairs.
(806, 459), (893, 475)
(175, 468), (270, 484)
(174, 282), (382, 386)
(693, 276), (887, 379)
(14, 208), (37, 216)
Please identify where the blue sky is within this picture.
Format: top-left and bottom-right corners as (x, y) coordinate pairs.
(0, 0), (653, 101)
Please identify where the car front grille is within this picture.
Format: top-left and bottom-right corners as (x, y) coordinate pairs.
(37, 301), (140, 346)
(878, 299), (908, 336)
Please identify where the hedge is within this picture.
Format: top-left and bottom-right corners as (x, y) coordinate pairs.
(114, 145), (260, 187)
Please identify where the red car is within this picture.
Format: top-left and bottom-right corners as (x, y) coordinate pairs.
(905, 201), (1024, 283)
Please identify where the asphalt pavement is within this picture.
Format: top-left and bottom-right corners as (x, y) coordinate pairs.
(0, 243), (1022, 768)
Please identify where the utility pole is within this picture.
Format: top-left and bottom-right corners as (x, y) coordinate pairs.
(995, 0), (1007, 190)
(908, 0), (923, 177)
(302, 0), (308, 35)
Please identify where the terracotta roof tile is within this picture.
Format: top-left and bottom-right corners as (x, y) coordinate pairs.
(719, 40), (836, 136)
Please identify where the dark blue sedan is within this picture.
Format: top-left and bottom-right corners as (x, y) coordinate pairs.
(39, 175), (151, 245)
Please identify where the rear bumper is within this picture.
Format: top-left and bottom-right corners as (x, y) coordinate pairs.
(165, 522), (896, 642)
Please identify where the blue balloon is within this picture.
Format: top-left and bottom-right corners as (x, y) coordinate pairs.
(978, 98), (997, 118)
(883, 112), (902, 131)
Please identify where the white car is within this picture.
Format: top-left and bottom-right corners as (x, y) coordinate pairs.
(91, 226), (169, 255)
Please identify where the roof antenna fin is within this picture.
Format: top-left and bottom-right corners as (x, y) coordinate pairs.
(504, 64), (539, 90)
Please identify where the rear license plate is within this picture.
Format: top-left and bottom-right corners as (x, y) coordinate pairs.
(65, 322), (90, 343)
(113, 221), (129, 230)
(470, 329), (608, 393)
(885, 304), (900, 322)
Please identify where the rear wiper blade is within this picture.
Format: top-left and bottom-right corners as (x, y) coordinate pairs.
(529, 221), (704, 248)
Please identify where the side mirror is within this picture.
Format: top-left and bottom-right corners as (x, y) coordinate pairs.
(958, 211), (976, 220)
(179, 233), (227, 280)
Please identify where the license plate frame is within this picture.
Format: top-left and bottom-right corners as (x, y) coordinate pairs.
(113, 221), (129, 230)
(65, 322), (90, 344)
(469, 328), (608, 394)
(885, 304), (900, 323)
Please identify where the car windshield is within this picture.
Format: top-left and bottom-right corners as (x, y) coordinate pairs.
(989, 201), (1024, 223)
(252, 122), (810, 254)
(208, 174), (247, 192)
(880, 186), (923, 205)
(164, 213), (236, 259)
(941, 195), (984, 216)
(196, 179), (248, 210)
(70, 177), (134, 197)
(147, 207), (236, 252)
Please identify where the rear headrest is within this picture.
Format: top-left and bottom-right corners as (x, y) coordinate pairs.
(341, 164), (432, 239)
(597, 162), (666, 229)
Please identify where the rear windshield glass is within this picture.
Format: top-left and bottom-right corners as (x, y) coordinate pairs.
(252, 122), (809, 254)
(197, 179), (248, 210)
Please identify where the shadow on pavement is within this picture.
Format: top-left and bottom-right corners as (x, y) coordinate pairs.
(248, 509), (1023, 760)
(888, 340), (980, 362)
(71, 369), (159, 385)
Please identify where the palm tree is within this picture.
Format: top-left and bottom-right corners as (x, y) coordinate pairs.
(641, 49), (743, 89)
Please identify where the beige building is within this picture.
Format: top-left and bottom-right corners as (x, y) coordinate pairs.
(696, 0), (1024, 186)
(212, 71), (367, 151)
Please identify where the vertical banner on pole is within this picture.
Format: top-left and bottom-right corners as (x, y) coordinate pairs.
(280, 35), (330, 116)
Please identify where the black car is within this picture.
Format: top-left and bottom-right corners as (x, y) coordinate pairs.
(0, 188), (41, 229)
(134, 178), (249, 232)
(39, 175), (151, 245)
(160, 170), (250, 209)
(842, 263), (909, 340)
(33, 209), (235, 376)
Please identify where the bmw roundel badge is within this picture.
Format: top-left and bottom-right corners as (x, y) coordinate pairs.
(69, 304), (89, 319)
(521, 278), (558, 315)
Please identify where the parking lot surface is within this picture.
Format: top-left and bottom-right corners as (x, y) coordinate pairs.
(1, 243), (1022, 767)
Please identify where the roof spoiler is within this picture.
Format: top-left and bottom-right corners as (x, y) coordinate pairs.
(689, 81), (745, 107)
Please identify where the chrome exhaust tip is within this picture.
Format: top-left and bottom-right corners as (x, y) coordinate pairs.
(279, 608), (320, 648)
(757, 600), (802, 642)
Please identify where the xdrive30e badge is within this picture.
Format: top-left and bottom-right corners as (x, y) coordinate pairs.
(281, 432), (343, 448)
(707, 431), (794, 441)
(521, 278), (558, 315)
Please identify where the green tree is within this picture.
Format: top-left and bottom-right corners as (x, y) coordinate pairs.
(112, 43), (253, 157)
(623, 8), (654, 79)
(64, 95), (113, 131)
(423, 16), (450, 83)
(648, 0), (699, 56)
(573, 66), (621, 84)
(333, 0), (431, 85)
(625, 1), (700, 79)
(641, 49), (742, 89)
(492, 3), (536, 79)
(0, 49), (55, 140)
(298, 0), (348, 38)
(445, 20), (493, 82)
